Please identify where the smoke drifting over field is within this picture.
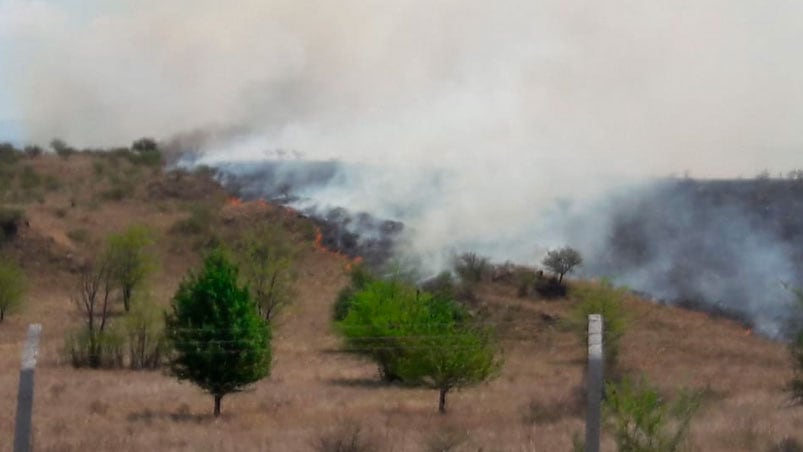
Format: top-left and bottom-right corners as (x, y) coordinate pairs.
(4, 1), (803, 334)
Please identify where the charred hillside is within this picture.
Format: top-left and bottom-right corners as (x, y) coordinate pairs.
(587, 177), (803, 337)
(209, 159), (404, 267)
(203, 156), (803, 337)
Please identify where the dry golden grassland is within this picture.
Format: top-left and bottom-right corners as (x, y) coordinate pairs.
(1, 153), (802, 451)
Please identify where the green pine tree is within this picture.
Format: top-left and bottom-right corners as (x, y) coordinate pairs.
(166, 250), (271, 416)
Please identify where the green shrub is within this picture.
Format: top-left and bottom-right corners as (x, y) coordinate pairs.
(93, 161), (105, 176)
(170, 204), (213, 235)
(0, 143), (20, 165)
(533, 272), (567, 298)
(513, 268), (538, 297)
(337, 279), (501, 412)
(24, 145), (43, 158)
(0, 207), (24, 243)
(64, 327), (125, 369)
(51, 139), (75, 158)
(124, 295), (167, 369)
(43, 174), (61, 191)
(0, 257), (26, 321)
(565, 281), (627, 371)
(333, 286), (355, 322)
(19, 166), (41, 190)
(604, 377), (702, 452)
(0, 166), (15, 193)
(67, 228), (90, 244)
(100, 174), (134, 201)
(420, 271), (457, 300)
(333, 264), (377, 321)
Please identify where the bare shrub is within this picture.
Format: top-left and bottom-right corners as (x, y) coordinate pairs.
(170, 203), (213, 235)
(424, 427), (469, 452)
(124, 294), (167, 370)
(541, 247), (582, 285)
(0, 206), (24, 242)
(313, 422), (378, 452)
(65, 258), (120, 368)
(513, 267), (538, 297)
(522, 395), (582, 425)
(768, 437), (803, 452)
(533, 273), (567, 298)
(453, 252), (490, 283)
(64, 327), (124, 368)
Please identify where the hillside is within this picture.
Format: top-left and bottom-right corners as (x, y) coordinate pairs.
(0, 151), (802, 451)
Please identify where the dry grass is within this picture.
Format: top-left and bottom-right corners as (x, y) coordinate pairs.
(1, 154), (803, 451)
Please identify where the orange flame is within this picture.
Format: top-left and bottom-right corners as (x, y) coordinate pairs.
(225, 197), (243, 207)
(314, 229), (325, 251)
(312, 226), (363, 270)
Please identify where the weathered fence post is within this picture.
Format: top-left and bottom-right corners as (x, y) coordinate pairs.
(14, 324), (42, 452)
(585, 314), (603, 452)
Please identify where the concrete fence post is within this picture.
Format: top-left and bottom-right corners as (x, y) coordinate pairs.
(585, 314), (603, 452)
(14, 324), (42, 452)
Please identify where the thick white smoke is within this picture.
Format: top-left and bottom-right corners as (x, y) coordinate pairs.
(4, 0), (803, 172)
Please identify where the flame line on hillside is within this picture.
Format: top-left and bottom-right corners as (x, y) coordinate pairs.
(224, 195), (362, 270)
(313, 226), (363, 270)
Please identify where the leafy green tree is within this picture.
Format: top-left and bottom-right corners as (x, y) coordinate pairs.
(231, 224), (298, 323)
(333, 264), (376, 321)
(0, 256), (25, 322)
(337, 279), (417, 381)
(604, 377), (702, 452)
(542, 246), (583, 284)
(338, 280), (501, 411)
(396, 315), (501, 413)
(166, 250), (271, 416)
(106, 226), (157, 312)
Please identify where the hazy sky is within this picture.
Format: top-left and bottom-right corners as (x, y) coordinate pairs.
(1, 0), (803, 177)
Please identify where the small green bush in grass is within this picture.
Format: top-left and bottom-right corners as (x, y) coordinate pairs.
(604, 376), (702, 452)
(565, 281), (628, 372)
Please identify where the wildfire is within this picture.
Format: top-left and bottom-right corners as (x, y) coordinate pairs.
(225, 197), (273, 210)
(313, 228), (325, 250)
(312, 226), (363, 270)
(744, 329), (752, 336)
(226, 197), (243, 207)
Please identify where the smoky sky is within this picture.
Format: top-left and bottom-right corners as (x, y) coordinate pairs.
(2, 0), (803, 176)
